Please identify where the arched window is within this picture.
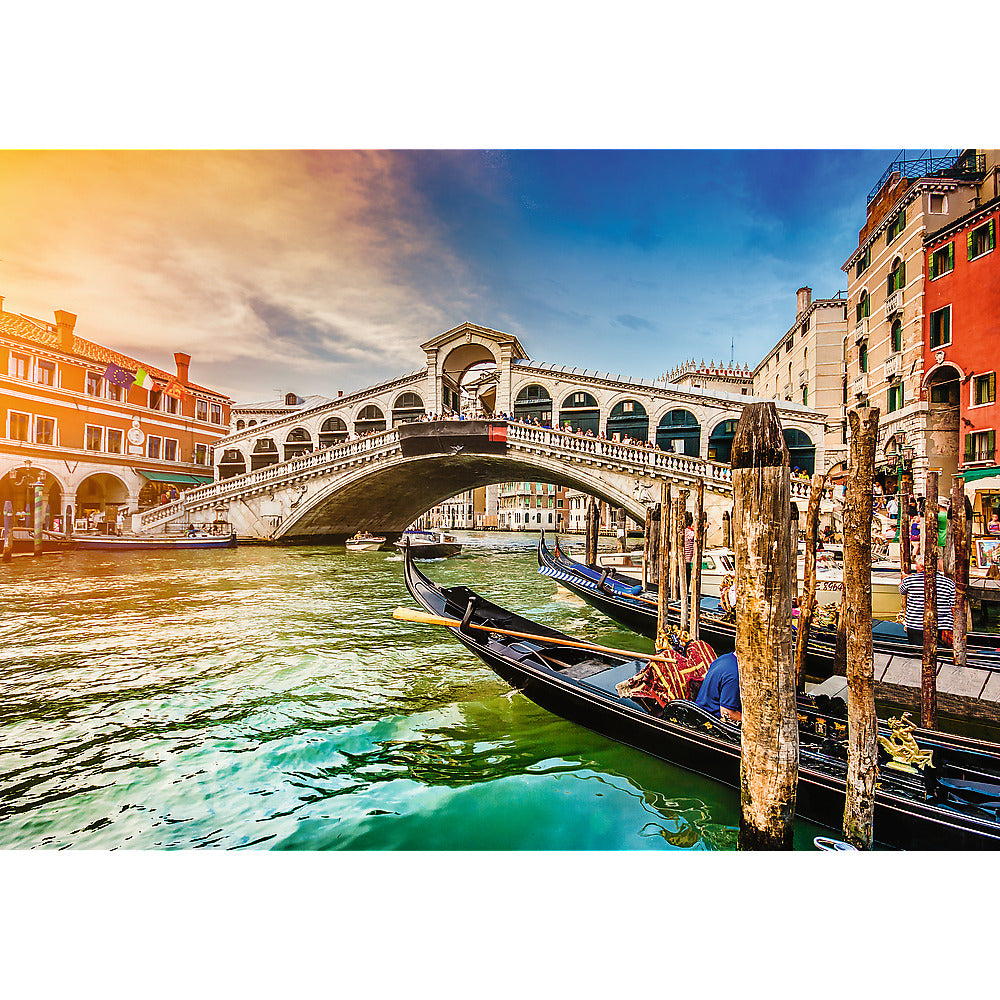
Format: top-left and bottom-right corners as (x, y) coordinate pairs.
(558, 391), (600, 434)
(392, 391), (425, 426)
(783, 428), (815, 475)
(708, 419), (740, 464)
(285, 392), (299, 406)
(284, 427), (312, 461)
(887, 257), (905, 294)
(606, 399), (648, 442)
(319, 416), (349, 448)
(250, 438), (279, 471)
(856, 289), (870, 322)
(218, 449), (247, 480)
(655, 409), (699, 456)
(235, 419), (245, 430)
(248, 420), (257, 427)
(513, 384), (553, 424)
(891, 319), (902, 353)
(355, 405), (386, 435)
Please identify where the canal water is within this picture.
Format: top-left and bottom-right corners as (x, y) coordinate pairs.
(0, 531), (833, 850)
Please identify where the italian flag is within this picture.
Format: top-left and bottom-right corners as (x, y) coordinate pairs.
(134, 367), (155, 390)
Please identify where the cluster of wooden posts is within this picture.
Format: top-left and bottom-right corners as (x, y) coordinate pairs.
(1, 491), (48, 562)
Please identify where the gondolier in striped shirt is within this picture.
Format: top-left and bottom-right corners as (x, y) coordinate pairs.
(898, 560), (956, 648)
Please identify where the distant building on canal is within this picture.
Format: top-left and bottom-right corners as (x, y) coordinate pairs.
(1, 295), (232, 530)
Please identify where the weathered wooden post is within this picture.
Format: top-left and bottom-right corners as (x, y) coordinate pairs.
(585, 498), (599, 568)
(900, 492), (912, 576)
(922, 472), (939, 729)
(676, 491), (689, 632)
(617, 507), (627, 553)
(722, 509), (731, 550)
(843, 406), (880, 849)
(663, 486), (672, 601)
(732, 402), (798, 851)
(952, 480), (970, 668)
(690, 480), (705, 641)
(642, 503), (654, 591)
(789, 502), (800, 606)
(795, 472), (827, 691)
(32, 483), (44, 558)
(656, 484), (670, 649)
(2, 500), (12, 563)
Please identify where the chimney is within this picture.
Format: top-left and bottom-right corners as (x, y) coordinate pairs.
(174, 352), (191, 384)
(796, 287), (812, 318)
(0, 295), (5, 313)
(338, 390), (343, 397)
(54, 310), (77, 352)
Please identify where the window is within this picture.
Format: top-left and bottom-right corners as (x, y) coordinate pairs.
(802, 315), (810, 334)
(887, 257), (905, 293)
(855, 245), (871, 278)
(8, 353), (28, 379)
(194, 443), (209, 465)
(86, 372), (103, 397)
(930, 194), (947, 214)
(163, 438), (178, 461)
(784, 338), (792, 354)
(929, 306), (951, 349)
(802, 385), (808, 406)
(147, 436), (162, 459)
(210, 403), (222, 424)
(149, 389), (162, 411)
(36, 361), (56, 386)
(9, 411), (30, 440)
(196, 399), (209, 421)
(888, 383), (904, 413)
(891, 320), (903, 353)
(930, 242), (954, 279)
(965, 429), (996, 464)
(973, 373), (996, 407)
(35, 416), (54, 445)
(887, 208), (906, 243)
(164, 395), (178, 414)
(85, 425), (104, 451)
(968, 219), (996, 261)
(856, 290), (870, 322)
(107, 428), (123, 454)
(859, 341), (868, 373)
(107, 382), (123, 402)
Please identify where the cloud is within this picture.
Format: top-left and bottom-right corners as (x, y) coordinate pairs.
(614, 313), (656, 332)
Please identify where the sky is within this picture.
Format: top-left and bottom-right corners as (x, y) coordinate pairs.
(0, 146), (919, 404)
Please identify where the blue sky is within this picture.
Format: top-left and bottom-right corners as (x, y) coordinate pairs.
(0, 147), (943, 402)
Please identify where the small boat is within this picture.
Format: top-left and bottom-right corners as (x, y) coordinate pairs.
(71, 531), (238, 551)
(346, 531), (386, 552)
(399, 543), (1000, 849)
(539, 533), (1000, 677)
(395, 529), (462, 559)
(2, 527), (73, 555)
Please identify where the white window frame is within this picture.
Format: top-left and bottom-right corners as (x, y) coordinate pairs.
(968, 220), (996, 263)
(196, 399), (209, 422)
(929, 193), (948, 214)
(146, 435), (163, 460)
(162, 438), (178, 462)
(85, 371), (104, 398)
(210, 402), (223, 424)
(194, 443), (209, 465)
(8, 352), (30, 380)
(164, 394), (179, 415)
(107, 382), (124, 403)
(35, 360), (57, 387)
(35, 415), (56, 446)
(929, 305), (952, 349)
(971, 372), (997, 409)
(8, 409), (31, 441)
(85, 424), (104, 451)
(106, 427), (124, 454)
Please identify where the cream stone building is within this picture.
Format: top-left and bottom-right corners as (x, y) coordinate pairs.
(752, 287), (849, 474)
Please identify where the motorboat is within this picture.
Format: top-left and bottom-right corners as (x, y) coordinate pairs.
(395, 529), (462, 559)
(346, 531), (387, 552)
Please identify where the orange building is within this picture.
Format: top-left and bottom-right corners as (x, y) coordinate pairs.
(1, 296), (231, 532)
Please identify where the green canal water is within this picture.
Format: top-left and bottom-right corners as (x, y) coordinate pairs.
(0, 532), (834, 850)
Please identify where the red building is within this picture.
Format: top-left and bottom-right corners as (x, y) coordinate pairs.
(923, 195), (999, 493)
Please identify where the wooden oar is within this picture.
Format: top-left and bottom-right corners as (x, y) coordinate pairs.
(393, 607), (672, 663)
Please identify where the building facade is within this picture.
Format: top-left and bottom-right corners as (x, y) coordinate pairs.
(497, 480), (568, 531)
(841, 150), (1000, 496)
(923, 193), (1000, 496)
(752, 287), (849, 473)
(1, 297), (232, 530)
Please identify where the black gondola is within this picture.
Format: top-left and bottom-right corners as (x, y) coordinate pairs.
(537, 532), (1000, 679)
(400, 543), (1000, 849)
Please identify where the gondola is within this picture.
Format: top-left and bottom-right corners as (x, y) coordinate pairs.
(400, 544), (1000, 849)
(538, 533), (1000, 679)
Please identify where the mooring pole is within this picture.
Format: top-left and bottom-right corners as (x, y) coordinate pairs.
(790, 502), (800, 606)
(795, 472), (827, 691)
(656, 483), (670, 649)
(32, 483), (43, 558)
(2, 500), (12, 563)
(843, 406), (880, 849)
(952, 480), (970, 669)
(617, 507), (627, 553)
(732, 402), (797, 851)
(677, 491), (689, 633)
(642, 503), (654, 592)
(585, 498), (599, 568)
(663, 486), (672, 602)
(922, 471), (939, 730)
(690, 480), (705, 641)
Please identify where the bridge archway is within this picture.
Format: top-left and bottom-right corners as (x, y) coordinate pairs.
(558, 391), (600, 434)
(606, 399), (648, 442)
(783, 428), (815, 475)
(284, 427), (313, 461)
(219, 448), (247, 479)
(251, 437), (280, 471)
(708, 418), (740, 464)
(355, 405), (387, 435)
(392, 392), (425, 426)
(656, 408), (700, 456)
(514, 384), (553, 424)
(319, 416), (349, 447)
(79, 471), (129, 523)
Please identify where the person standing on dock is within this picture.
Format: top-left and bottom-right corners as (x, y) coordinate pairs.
(899, 559), (956, 648)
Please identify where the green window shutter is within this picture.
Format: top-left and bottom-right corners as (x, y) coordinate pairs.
(968, 231), (975, 259)
(930, 251), (938, 279)
(990, 430), (997, 458)
(990, 372), (997, 402)
(947, 242), (954, 269)
(989, 219), (996, 251)
(900, 259), (905, 286)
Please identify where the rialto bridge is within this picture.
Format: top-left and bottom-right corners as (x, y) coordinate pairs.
(134, 320), (830, 542)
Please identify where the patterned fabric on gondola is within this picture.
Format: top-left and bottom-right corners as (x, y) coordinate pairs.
(616, 639), (717, 706)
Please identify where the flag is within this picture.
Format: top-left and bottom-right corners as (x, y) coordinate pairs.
(104, 362), (136, 388)
(164, 378), (187, 399)
(134, 367), (155, 390)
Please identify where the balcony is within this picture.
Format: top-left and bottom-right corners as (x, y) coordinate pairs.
(854, 317), (869, 342)
(884, 354), (901, 379)
(884, 288), (903, 317)
(867, 150), (987, 205)
(853, 375), (868, 398)
(798, 371), (808, 387)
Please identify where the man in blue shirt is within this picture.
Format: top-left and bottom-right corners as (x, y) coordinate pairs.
(694, 651), (742, 722)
